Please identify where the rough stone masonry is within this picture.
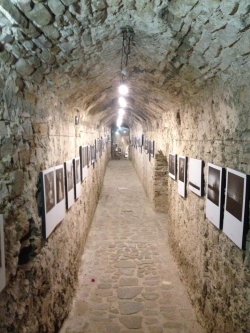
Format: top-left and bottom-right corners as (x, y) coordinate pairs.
(0, 1), (250, 333)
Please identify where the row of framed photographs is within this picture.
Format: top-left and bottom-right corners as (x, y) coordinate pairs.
(41, 137), (110, 239)
(131, 135), (155, 160)
(169, 153), (249, 250)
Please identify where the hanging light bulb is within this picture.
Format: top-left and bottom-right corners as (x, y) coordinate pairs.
(118, 84), (129, 95)
(119, 108), (125, 116)
(118, 96), (127, 107)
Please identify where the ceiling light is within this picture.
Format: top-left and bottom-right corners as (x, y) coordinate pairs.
(118, 84), (129, 95)
(119, 108), (125, 116)
(118, 96), (127, 107)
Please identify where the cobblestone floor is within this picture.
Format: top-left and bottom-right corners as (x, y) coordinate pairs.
(59, 160), (205, 333)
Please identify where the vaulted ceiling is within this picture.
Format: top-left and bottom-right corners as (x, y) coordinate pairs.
(0, 0), (249, 128)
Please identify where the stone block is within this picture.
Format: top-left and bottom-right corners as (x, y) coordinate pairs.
(16, 58), (35, 76)
(40, 50), (56, 65)
(61, 0), (78, 6)
(26, 3), (52, 26)
(22, 119), (33, 140)
(119, 316), (142, 329)
(0, 0), (28, 28)
(119, 301), (143, 314)
(0, 49), (10, 63)
(0, 121), (7, 136)
(91, 0), (107, 11)
(18, 145), (30, 167)
(16, 0), (32, 12)
(42, 25), (60, 41)
(23, 22), (41, 38)
(48, 0), (65, 15)
(11, 170), (24, 198)
(1, 138), (13, 158)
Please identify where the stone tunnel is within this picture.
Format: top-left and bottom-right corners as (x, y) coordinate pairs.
(0, 0), (250, 332)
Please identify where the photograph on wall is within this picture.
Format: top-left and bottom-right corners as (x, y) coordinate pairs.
(178, 156), (187, 197)
(91, 144), (95, 164)
(44, 169), (55, 213)
(56, 166), (64, 204)
(223, 168), (249, 249)
(206, 163), (225, 229)
(80, 146), (88, 181)
(188, 158), (204, 196)
(144, 139), (148, 153)
(64, 160), (74, 209)
(100, 138), (103, 157)
(73, 157), (81, 199)
(41, 166), (65, 239)
(169, 153), (177, 180)
(88, 145), (92, 167)
(0, 215), (6, 293)
(95, 139), (99, 161)
(148, 140), (151, 161)
(151, 141), (155, 158)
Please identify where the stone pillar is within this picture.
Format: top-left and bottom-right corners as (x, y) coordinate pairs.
(153, 151), (168, 212)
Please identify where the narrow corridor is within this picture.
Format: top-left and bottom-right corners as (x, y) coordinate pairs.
(60, 160), (205, 333)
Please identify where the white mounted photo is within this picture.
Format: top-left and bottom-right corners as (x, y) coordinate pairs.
(223, 168), (249, 249)
(73, 157), (81, 200)
(178, 156), (187, 197)
(90, 144), (95, 164)
(64, 160), (75, 210)
(41, 166), (65, 239)
(95, 139), (99, 161)
(188, 158), (203, 196)
(0, 215), (6, 293)
(151, 141), (155, 158)
(169, 153), (177, 180)
(80, 146), (88, 181)
(88, 145), (92, 167)
(206, 163), (225, 229)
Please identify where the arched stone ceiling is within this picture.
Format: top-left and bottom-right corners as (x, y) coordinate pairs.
(0, 0), (249, 128)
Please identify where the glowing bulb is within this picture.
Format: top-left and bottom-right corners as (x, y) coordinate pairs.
(119, 108), (125, 116)
(118, 96), (127, 108)
(118, 84), (129, 95)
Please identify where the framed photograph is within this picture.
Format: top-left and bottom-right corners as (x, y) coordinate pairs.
(144, 139), (148, 153)
(88, 145), (92, 167)
(64, 160), (74, 209)
(95, 139), (99, 161)
(223, 168), (249, 249)
(80, 146), (88, 181)
(141, 134), (144, 147)
(188, 158), (204, 196)
(41, 166), (65, 239)
(73, 157), (81, 199)
(151, 141), (155, 158)
(91, 144), (95, 164)
(100, 137), (103, 156)
(178, 156), (187, 197)
(0, 215), (6, 292)
(148, 140), (151, 161)
(169, 153), (177, 180)
(85, 146), (89, 176)
(206, 163), (225, 229)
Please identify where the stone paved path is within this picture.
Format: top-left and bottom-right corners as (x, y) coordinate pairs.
(60, 160), (205, 333)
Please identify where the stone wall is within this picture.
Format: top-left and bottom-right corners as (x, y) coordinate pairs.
(130, 140), (155, 207)
(130, 83), (250, 333)
(0, 74), (110, 333)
